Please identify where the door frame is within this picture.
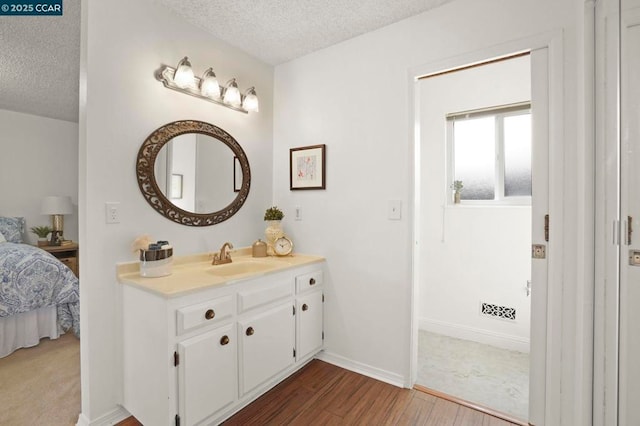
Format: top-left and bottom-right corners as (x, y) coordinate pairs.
(408, 30), (565, 425)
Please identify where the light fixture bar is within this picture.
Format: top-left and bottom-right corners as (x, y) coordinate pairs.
(156, 66), (249, 114)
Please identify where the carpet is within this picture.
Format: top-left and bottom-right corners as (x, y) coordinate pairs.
(417, 330), (529, 421)
(0, 332), (80, 425)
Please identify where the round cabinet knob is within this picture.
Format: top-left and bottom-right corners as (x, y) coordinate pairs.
(205, 309), (215, 320)
(220, 335), (230, 346)
(246, 326), (254, 336)
(302, 304), (309, 311)
(309, 278), (316, 285)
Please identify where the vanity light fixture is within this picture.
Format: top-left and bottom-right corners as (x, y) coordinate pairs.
(156, 57), (259, 114)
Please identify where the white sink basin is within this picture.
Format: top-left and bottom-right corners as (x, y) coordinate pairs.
(209, 260), (276, 277)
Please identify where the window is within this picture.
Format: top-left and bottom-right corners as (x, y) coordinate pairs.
(448, 103), (531, 204)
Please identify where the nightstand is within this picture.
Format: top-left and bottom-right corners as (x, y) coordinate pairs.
(41, 242), (79, 278)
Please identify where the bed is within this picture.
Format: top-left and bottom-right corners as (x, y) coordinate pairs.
(0, 216), (80, 358)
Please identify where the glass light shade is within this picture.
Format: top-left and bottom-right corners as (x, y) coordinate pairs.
(41, 196), (73, 215)
(242, 87), (259, 112)
(200, 68), (220, 98)
(223, 79), (241, 106)
(173, 57), (195, 89)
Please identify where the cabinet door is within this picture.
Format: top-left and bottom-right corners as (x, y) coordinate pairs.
(177, 323), (237, 426)
(239, 303), (295, 395)
(296, 290), (324, 361)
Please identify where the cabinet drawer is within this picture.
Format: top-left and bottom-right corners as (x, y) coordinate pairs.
(237, 281), (293, 314)
(59, 257), (77, 272)
(295, 270), (323, 293)
(177, 295), (233, 335)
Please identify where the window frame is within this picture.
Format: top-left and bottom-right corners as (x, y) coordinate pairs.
(447, 102), (532, 206)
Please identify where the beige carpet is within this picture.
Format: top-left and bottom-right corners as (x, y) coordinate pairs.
(417, 330), (529, 421)
(0, 332), (81, 425)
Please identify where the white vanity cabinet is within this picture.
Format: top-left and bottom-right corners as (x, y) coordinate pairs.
(120, 260), (324, 426)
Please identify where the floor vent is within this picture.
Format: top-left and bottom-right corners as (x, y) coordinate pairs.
(480, 303), (516, 321)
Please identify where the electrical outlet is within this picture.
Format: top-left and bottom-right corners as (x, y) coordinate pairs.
(630, 250), (640, 266)
(295, 206), (302, 221)
(105, 202), (120, 224)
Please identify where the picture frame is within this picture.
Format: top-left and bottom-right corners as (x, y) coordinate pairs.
(170, 173), (183, 199)
(290, 144), (326, 190)
(233, 156), (242, 192)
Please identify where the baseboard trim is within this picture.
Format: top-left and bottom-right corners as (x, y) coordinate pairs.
(316, 351), (406, 388)
(75, 406), (130, 426)
(414, 384), (528, 426)
(419, 317), (530, 353)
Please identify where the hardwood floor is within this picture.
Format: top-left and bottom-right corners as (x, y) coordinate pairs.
(118, 360), (519, 425)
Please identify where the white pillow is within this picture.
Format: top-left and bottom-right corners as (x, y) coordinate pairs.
(0, 232), (6, 243)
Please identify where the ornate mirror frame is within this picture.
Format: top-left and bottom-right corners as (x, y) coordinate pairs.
(136, 120), (251, 226)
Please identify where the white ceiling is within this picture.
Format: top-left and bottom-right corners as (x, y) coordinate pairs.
(0, 0), (451, 123)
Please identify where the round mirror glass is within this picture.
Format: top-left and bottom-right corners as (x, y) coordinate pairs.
(137, 120), (251, 226)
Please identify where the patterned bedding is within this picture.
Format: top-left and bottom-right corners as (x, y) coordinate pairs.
(0, 243), (79, 336)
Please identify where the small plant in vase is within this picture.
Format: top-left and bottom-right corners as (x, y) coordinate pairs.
(451, 180), (463, 204)
(30, 225), (52, 247)
(264, 206), (285, 255)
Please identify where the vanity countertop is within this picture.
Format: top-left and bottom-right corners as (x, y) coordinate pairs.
(117, 248), (325, 298)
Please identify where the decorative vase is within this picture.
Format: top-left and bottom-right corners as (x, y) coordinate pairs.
(264, 220), (284, 255)
(454, 192), (461, 204)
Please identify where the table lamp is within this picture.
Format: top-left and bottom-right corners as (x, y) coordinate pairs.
(41, 196), (73, 245)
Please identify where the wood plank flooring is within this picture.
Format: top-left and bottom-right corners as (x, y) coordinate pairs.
(118, 360), (519, 425)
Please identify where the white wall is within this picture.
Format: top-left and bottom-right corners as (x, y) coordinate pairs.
(274, 0), (588, 423)
(418, 57), (532, 352)
(170, 134), (197, 212)
(79, 0), (273, 422)
(0, 109), (78, 244)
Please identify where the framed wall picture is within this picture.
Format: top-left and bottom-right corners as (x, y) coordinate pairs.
(233, 156), (242, 192)
(170, 174), (183, 199)
(290, 144), (326, 190)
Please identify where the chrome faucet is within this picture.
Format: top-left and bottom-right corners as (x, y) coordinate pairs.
(212, 242), (234, 265)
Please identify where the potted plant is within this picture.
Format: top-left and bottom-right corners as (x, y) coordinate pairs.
(451, 180), (463, 204)
(264, 206), (285, 255)
(30, 225), (52, 247)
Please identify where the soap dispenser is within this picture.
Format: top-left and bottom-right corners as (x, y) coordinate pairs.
(252, 239), (267, 257)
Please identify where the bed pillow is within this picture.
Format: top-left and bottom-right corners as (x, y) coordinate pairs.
(0, 216), (25, 243)
(0, 232), (5, 243)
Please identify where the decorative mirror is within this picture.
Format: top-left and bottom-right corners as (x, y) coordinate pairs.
(136, 120), (251, 226)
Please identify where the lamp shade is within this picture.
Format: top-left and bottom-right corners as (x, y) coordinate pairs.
(173, 56), (195, 89)
(242, 87), (259, 112)
(223, 79), (241, 107)
(41, 196), (73, 215)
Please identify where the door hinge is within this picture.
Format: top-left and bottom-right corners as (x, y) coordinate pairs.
(544, 214), (549, 242)
(293, 348), (296, 358)
(174, 351), (179, 367)
(293, 305), (296, 315)
(175, 414), (180, 426)
(322, 293), (325, 303)
(627, 215), (633, 245)
(322, 331), (325, 340)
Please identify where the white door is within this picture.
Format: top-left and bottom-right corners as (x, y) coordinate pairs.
(238, 302), (295, 395)
(177, 323), (237, 426)
(619, 3), (640, 423)
(296, 290), (324, 361)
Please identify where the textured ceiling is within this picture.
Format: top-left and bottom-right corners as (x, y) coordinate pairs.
(154, 0), (453, 65)
(0, 0), (451, 122)
(0, 0), (80, 122)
